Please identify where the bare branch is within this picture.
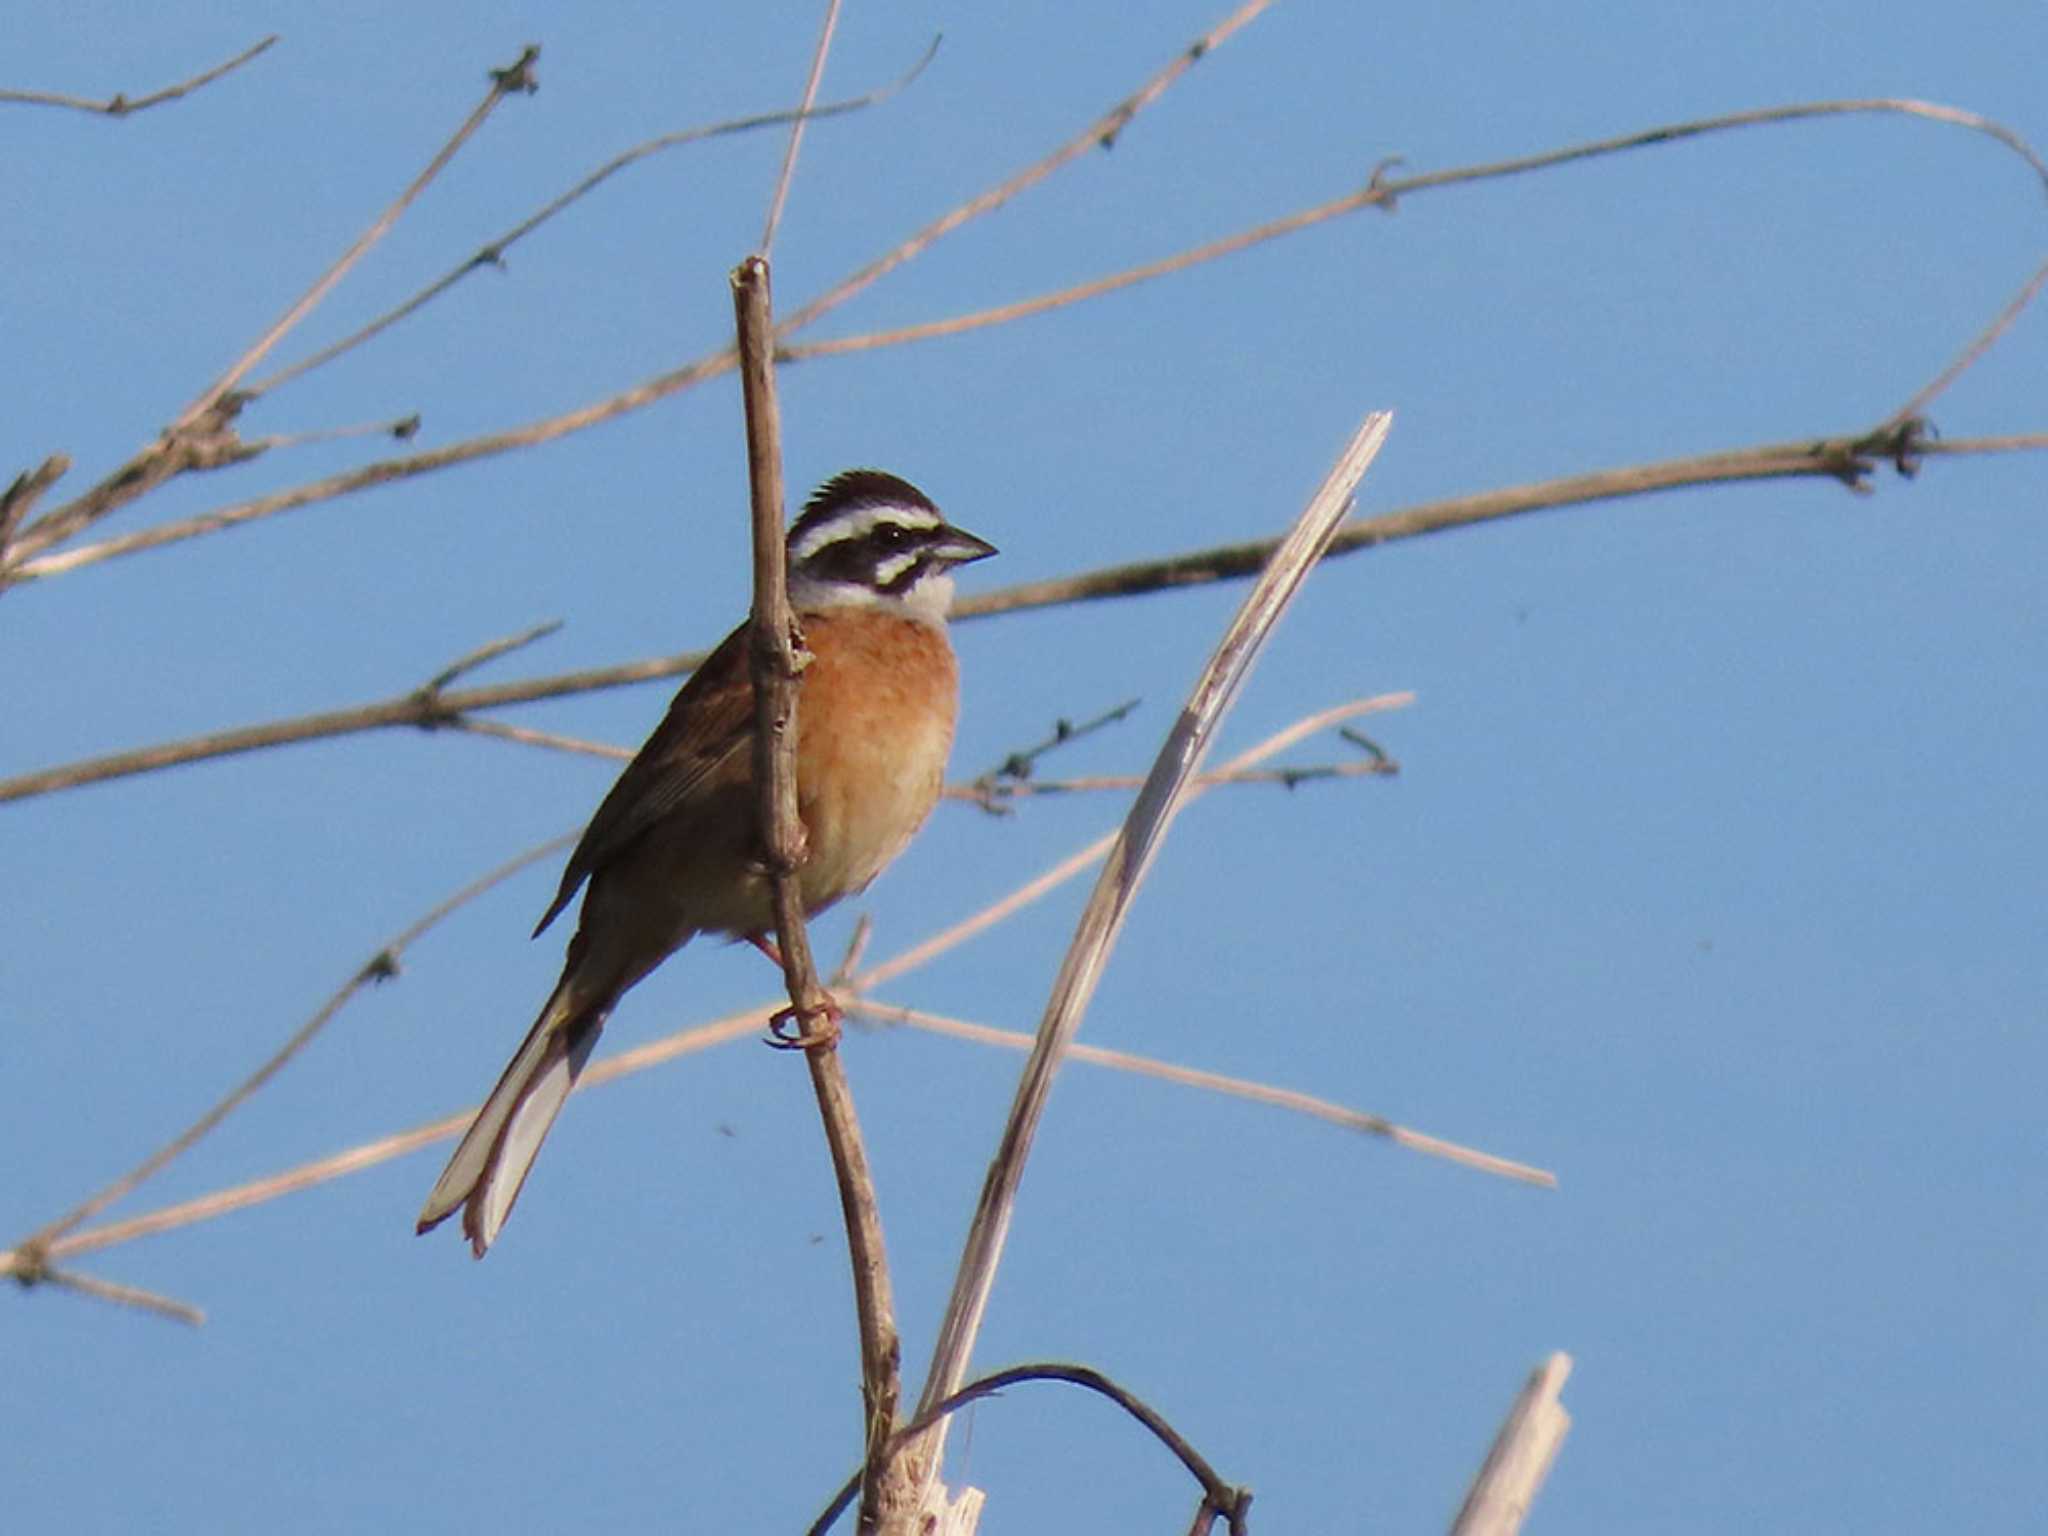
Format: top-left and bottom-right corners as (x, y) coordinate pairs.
(0, 455), (69, 557)
(6, 45), (540, 567)
(733, 255), (905, 1533)
(760, 0), (845, 257)
(0, 643), (702, 804)
(1885, 255), (2048, 428)
(0, 351), (734, 586)
(247, 40), (939, 400)
(6, 698), (1416, 1277)
(441, 717), (632, 760)
(173, 45), (540, 429)
(775, 0), (1278, 341)
(15, 832), (572, 1253)
(0, 34), (277, 117)
(813, 1364), (1253, 1536)
(849, 998), (1554, 1188)
(911, 414), (1394, 1487)
(10, 423), (2038, 805)
(14, 1261), (206, 1327)
(416, 619), (563, 696)
(12, 1004), (768, 1271)
(10, 80), (2035, 588)
(789, 97), (2048, 390)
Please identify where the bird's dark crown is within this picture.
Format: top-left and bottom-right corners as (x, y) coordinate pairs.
(785, 469), (994, 620)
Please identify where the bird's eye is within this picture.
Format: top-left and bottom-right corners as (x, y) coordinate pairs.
(873, 524), (912, 548)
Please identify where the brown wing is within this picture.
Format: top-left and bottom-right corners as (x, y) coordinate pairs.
(531, 619), (756, 937)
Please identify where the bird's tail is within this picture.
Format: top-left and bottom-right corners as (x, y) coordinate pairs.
(416, 974), (608, 1258)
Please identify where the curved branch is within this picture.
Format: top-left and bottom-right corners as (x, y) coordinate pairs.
(0, 34), (277, 116)
(809, 1363), (1253, 1536)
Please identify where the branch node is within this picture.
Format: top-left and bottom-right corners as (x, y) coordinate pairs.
(1855, 414), (1934, 480)
(490, 46), (541, 96)
(10, 1238), (51, 1288)
(1367, 154), (1407, 210)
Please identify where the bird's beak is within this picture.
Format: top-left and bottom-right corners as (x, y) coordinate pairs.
(931, 525), (998, 567)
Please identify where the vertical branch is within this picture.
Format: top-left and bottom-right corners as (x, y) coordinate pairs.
(730, 256), (905, 1535)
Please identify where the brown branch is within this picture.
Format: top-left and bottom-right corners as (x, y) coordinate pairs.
(811, 1363), (1253, 1536)
(774, 0), (1276, 342)
(11, 65), (2031, 592)
(0, 455), (69, 558)
(0, 639), (702, 804)
(0, 352), (735, 587)
(0, 5), (1257, 587)
(14, 832), (572, 1256)
(12, 1261), (206, 1327)
(849, 998), (1553, 1187)
(5, 424), (2037, 806)
(5, 46), (539, 568)
(788, 97), (2048, 391)
(6, 696), (1415, 1283)
(1885, 255), (2048, 428)
(441, 716), (632, 760)
(13, 1004), (767, 1271)
(0, 34), (277, 116)
(732, 256), (905, 1535)
(246, 41), (938, 401)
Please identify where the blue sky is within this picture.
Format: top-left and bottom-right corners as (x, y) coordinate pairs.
(5, 3), (2044, 1531)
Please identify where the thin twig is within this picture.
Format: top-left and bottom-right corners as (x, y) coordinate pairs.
(971, 697), (1141, 784)
(848, 999), (1554, 1187)
(246, 414), (424, 451)
(442, 717), (633, 760)
(1884, 254), (2048, 428)
(760, 0), (845, 257)
(416, 620), (563, 696)
(7, 46), (539, 567)
(0, 455), (69, 557)
(787, 97), (2048, 380)
(17, 421), (2031, 804)
(11, 72), (2034, 588)
(9, 696), (1413, 1280)
(13, 1004), (769, 1271)
(775, 0), (1276, 342)
(172, 45), (540, 430)
(811, 1363), (1252, 1536)
(732, 255), (906, 1534)
(16, 832), (573, 1252)
(0, 644), (702, 804)
(247, 42), (938, 400)
(0, 34), (277, 116)
(1, 354), (736, 585)
(17, 1264), (207, 1327)
(909, 414), (1395, 1495)
(952, 756), (1396, 812)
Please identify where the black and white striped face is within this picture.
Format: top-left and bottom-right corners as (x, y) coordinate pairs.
(786, 469), (997, 624)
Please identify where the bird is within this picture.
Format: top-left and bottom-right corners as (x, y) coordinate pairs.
(417, 469), (996, 1257)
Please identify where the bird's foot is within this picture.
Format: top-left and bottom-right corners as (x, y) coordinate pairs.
(765, 993), (843, 1051)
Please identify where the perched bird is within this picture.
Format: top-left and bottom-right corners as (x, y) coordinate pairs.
(418, 469), (996, 1257)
